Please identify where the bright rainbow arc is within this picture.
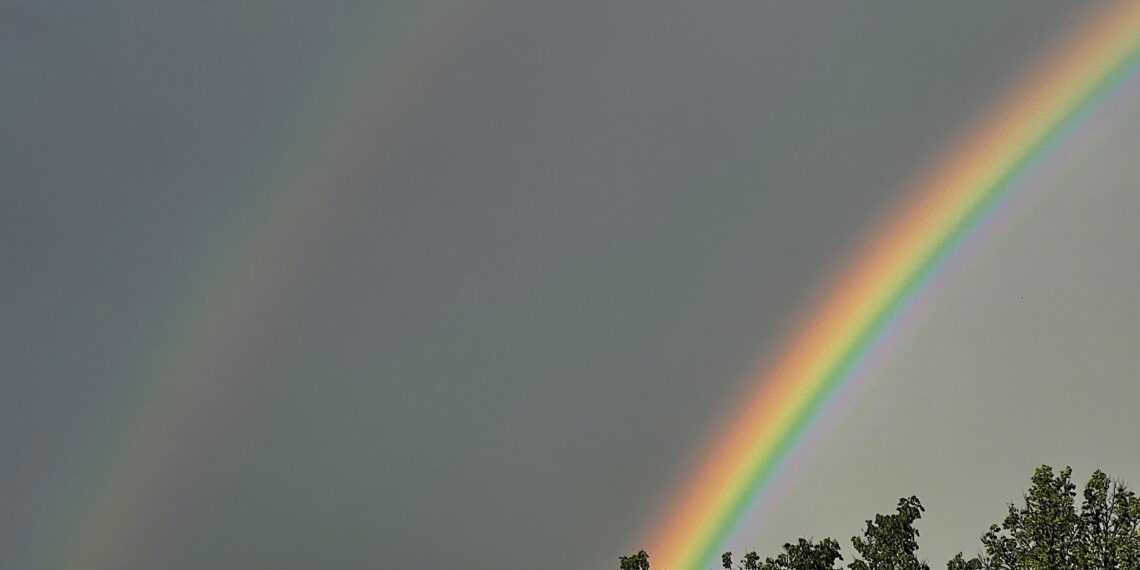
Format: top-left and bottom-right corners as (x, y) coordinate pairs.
(648, 4), (1140, 570)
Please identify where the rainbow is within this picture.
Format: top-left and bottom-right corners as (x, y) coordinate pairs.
(647, 3), (1140, 570)
(43, 3), (474, 569)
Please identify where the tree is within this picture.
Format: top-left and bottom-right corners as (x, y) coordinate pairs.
(721, 550), (764, 570)
(1076, 469), (1140, 569)
(947, 553), (982, 570)
(979, 466), (1083, 569)
(848, 496), (930, 570)
(757, 538), (844, 570)
(620, 550), (650, 570)
(621, 465), (1140, 570)
(722, 539), (843, 570)
(977, 465), (1140, 570)
(743, 550), (762, 570)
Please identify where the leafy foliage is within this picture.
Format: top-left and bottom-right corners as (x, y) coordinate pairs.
(1076, 469), (1140, 569)
(947, 553), (982, 570)
(621, 466), (1140, 570)
(978, 466), (1140, 570)
(848, 496), (929, 570)
(721, 538), (843, 570)
(979, 465), (1082, 569)
(620, 549), (650, 570)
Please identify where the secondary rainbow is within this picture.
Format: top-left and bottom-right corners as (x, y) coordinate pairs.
(43, 3), (474, 569)
(647, 4), (1140, 570)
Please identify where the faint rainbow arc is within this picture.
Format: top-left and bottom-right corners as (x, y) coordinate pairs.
(47, 3), (474, 569)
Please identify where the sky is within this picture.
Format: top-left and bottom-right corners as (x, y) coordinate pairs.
(2, 1), (1139, 569)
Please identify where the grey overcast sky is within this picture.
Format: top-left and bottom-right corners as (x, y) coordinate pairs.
(3, 2), (1139, 569)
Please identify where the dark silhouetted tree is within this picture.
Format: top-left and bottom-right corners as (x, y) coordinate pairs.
(743, 550), (762, 570)
(722, 539), (842, 570)
(758, 538), (844, 570)
(848, 496), (930, 570)
(622, 465), (1140, 570)
(620, 549), (651, 570)
(946, 553), (982, 570)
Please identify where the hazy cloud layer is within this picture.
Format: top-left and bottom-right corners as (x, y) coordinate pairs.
(4, 2), (1137, 569)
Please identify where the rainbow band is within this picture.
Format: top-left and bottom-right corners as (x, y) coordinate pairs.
(648, 4), (1140, 570)
(47, 3), (472, 569)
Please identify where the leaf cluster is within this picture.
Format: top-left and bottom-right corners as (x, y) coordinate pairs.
(621, 466), (1140, 570)
(978, 466), (1140, 570)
